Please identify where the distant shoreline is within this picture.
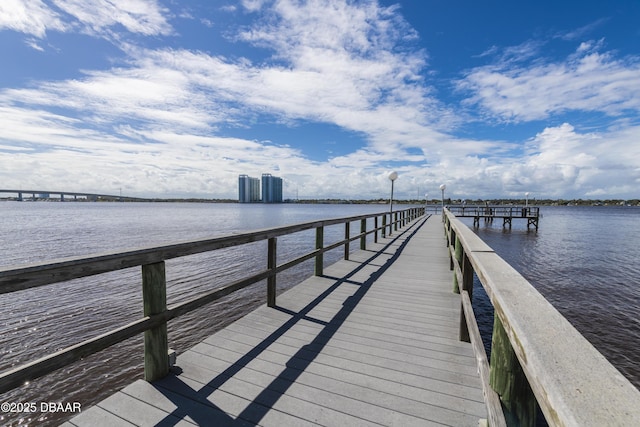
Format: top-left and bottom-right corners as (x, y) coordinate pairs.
(1, 197), (638, 206)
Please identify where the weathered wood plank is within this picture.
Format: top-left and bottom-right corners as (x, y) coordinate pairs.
(65, 403), (137, 426)
(210, 326), (482, 401)
(176, 350), (477, 426)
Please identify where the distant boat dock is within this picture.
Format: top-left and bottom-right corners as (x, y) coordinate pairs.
(1, 207), (638, 426)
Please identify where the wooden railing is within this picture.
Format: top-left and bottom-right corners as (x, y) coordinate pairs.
(444, 208), (640, 426)
(446, 205), (541, 229)
(0, 207), (424, 394)
(446, 205), (540, 218)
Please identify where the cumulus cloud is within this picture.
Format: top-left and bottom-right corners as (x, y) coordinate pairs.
(523, 123), (640, 196)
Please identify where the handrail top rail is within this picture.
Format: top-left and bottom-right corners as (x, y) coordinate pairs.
(444, 208), (640, 425)
(0, 207), (415, 294)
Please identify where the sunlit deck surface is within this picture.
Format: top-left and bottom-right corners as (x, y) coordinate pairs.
(66, 216), (486, 426)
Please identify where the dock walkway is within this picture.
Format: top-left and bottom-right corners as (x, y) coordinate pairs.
(66, 215), (486, 426)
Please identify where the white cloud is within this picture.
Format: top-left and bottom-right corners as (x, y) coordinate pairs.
(512, 123), (640, 197)
(241, 0), (269, 13)
(0, 0), (67, 37)
(1, 0), (453, 199)
(459, 42), (640, 122)
(1, 1), (639, 200)
(0, 0), (172, 39)
(52, 0), (173, 37)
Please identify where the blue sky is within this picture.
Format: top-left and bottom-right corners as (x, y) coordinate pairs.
(1, 0), (639, 200)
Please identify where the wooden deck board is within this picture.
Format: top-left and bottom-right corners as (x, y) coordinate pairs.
(69, 215), (487, 426)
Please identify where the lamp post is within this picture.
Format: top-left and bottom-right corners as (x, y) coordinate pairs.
(388, 172), (398, 235)
(388, 171), (398, 214)
(525, 192), (530, 207)
(439, 184), (446, 215)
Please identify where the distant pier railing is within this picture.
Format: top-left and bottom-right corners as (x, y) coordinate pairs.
(444, 208), (640, 426)
(0, 207), (424, 394)
(446, 205), (540, 229)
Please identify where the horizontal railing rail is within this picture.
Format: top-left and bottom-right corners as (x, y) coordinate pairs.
(444, 208), (640, 426)
(0, 207), (425, 394)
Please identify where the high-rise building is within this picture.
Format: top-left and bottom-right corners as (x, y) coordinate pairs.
(238, 174), (260, 203)
(261, 173), (283, 203)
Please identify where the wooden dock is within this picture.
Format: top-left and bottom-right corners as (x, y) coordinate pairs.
(446, 205), (540, 230)
(65, 216), (487, 426)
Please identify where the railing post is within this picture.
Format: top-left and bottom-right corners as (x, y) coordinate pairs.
(267, 237), (277, 307)
(490, 314), (538, 427)
(344, 222), (350, 260)
(448, 228), (456, 271)
(453, 235), (462, 293)
(315, 226), (324, 276)
(142, 261), (169, 382)
(394, 212), (398, 231)
(360, 219), (367, 250)
(459, 251), (474, 342)
(382, 215), (387, 238)
(374, 216), (378, 243)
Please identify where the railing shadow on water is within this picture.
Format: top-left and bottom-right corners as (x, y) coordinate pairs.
(0, 208), (425, 407)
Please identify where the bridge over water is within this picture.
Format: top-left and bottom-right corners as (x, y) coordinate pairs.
(0, 189), (147, 202)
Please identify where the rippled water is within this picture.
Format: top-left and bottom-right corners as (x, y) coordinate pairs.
(465, 205), (640, 392)
(0, 202), (388, 426)
(1, 203), (638, 426)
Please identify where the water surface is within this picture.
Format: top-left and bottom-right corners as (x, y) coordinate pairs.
(1, 202), (638, 426)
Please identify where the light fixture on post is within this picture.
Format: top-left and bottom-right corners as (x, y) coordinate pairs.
(439, 184), (446, 216)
